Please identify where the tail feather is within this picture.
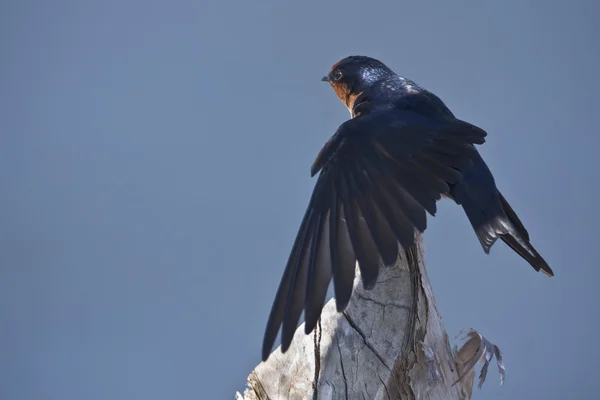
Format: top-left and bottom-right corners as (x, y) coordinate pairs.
(498, 191), (529, 241)
(458, 188), (553, 277)
(500, 233), (553, 276)
(497, 191), (553, 276)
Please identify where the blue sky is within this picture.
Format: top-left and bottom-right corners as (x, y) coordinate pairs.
(2, 0), (599, 399)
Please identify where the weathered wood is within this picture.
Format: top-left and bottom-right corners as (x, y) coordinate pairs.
(237, 236), (503, 400)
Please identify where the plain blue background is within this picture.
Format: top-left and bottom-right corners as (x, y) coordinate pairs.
(2, 0), (599, 399)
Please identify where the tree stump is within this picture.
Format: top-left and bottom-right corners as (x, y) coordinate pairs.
(237, 236), (504, 400)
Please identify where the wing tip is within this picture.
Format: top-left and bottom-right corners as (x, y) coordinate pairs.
(261, 332), (276, 361)
(361, 274), (379, 290)
(310, 164), (320, 177)
(261, 347), (271, 362)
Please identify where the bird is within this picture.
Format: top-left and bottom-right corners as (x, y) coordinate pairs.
(261, 55), (553, 362)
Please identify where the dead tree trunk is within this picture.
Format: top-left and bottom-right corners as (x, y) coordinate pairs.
(237, 235), (504, 400)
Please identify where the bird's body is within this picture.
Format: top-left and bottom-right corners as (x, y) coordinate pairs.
(261, 56), (552, 361)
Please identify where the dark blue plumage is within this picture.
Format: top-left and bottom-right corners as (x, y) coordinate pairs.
(262, 55), (552, 361)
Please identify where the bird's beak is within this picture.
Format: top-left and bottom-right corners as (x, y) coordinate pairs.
(321, 76), (330, 82)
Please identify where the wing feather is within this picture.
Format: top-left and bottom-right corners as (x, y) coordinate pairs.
(262, 102), (488, 360)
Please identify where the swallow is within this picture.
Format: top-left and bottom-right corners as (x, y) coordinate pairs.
(261, 55), (553, 361)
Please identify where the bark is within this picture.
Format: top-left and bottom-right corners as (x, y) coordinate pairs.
(237, 235), (504, 400)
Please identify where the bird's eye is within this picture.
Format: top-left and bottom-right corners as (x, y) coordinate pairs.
(333, 69), (343, 81)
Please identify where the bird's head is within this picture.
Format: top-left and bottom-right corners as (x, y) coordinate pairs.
(321, 55), (393, 111)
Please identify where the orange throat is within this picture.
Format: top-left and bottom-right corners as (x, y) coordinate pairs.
(331, 83), (363, 115)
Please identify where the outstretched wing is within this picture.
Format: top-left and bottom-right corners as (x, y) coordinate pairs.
(262, 107), (487, 361)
